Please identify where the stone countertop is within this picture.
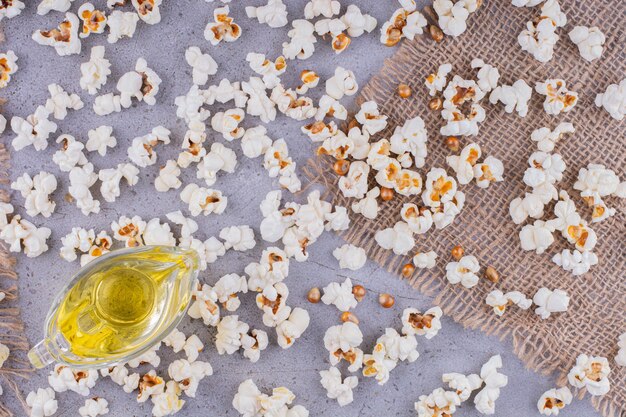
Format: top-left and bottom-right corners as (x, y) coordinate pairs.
(1, 1), (601, 416)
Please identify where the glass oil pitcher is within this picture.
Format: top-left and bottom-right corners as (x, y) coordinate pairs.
(28, 246), (199, 369)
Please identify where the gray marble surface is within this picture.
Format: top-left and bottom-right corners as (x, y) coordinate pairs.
(1, 1), (601, 416)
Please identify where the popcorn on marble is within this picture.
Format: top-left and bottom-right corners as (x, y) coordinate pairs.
(333, 244), (366, 271)
(11, 106), (58, 152)
(0, 214), (51, 258)
(68, 163), (100, 216)
(532, 287), (569, 319)
(380, 8), (427, 47)
(568, 26), (605, 62)
(567, 354), (611, 396)
(180, 183), (227, 216)
(537, 386), (572, 416)
(414, 388), (461, 417)
(594, 78), (626, 121)
(241, 125), (273, 159)
(283, 19), (317, 60)
(241, 329), (269, 363)
(132, 0), (162, 25)
(185, 46), (218, 86)
(98, 163), (139, 203)
(32, 12), (82, 56)
(535, 79), (578, 115)
(77, 3), (107, 38)
(473, 355), (508, 415)
(232, 379), (309, 417)
(485, 290), (532, 316)
(247, 53), (287, 89)
(26, 388), (58, 417)
(99, 365), (139, 394)
(48, 365), (99, 396)
(401, 307), (442, 339)
(11, 171), (57, 218)
(127, 126), (171, 167)
(242, 77), (276, 123)
(263, 139), (302, 192)
(324, 322), (364, 372)
(322, 278), (358, 311)
(80, 46), (111, 95)
(111, 215), (147, 247)
(107, 10), (139, 43)
(0, 50), (18, 89)
(204, 6), (241, 45)
(37, 0), (75, 16)
(78, 397), (109, 417)
(320, 366), (358, 407)
(0, 0), (24, 21)
(270, 85), (316, 121)
(168, 359), (213, 398)
(341, 4), (377, 38)
(325, 66), (358, 100)
(197, 142), (237, 186)
(518, 0), (567, 63)
(246, 0), (288, 29)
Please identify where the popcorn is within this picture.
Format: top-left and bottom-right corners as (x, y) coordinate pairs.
(474, 355), (508, 415)
(594, 78), (626, 121)
(26, 388), (58, 417)
(304, 0), (339, 19)
(132, 0), (162, 25)
(166, 211), (198, 239)
(197, 142), (237, 187)
(0, 51), (18, 88)
(525, 152), (566, 188)
(569, 26), (605, 62)
(69, 163), (101, 216)
(241, 329), (269, 363)
(471, 59), (500, 93)
(79, 397), (109, 417)
(375, 221), (415, 255)
(11, 171), (57, 218)
(187, 282), (220, 326)
(574, 163), (623, 200)
(271, 86), (316, 120)
(322, 278), (358, 311)
(362, 342), (397, 385)
(0, 343), (8, 368)
(263, 139), (301, 192)
(422, 167), (457, 208)
(512, 0), (545, 6)
(0, 203), (14, 228)
(180, 184), (228, 217)
(324, 206), (350, 232)
(283, 19), (317, 60)
(37, 0), (73, 15)
(616, 333), (626, 367)
(256, 283), (291, 327)
(296, 70), (320, 95)
(320, 367), (358, 407)
(151, 381), (184, 416)
(48, 365), (99, 396)
(78, 3), (107, 38)
(389, 116), (428, 168)
(214, 273), (248, 312)
(137, 370), (164, 402)
(216, 315), (249, 355)
(185, 46), (218, 85)
(445, 255), (479, 288)
(519, 220), (554, 255)
(489, 79), (533, 117)
(11, 106), (58, 152)
(325, 66), (358, 100)
(442, 372), (482, 401)
(276, 307), (310, 349)
(433, 0), (475, 37)
(425, 63), (452, 96)
(473, 156), (504, 188)
(127, 126), (171, 167)
(84, 126), (115, 158)
(537, 387), (572, 416)
(153, 160), (181, 192)
(412, 251), (437, 269)
(380, 8), (427, 47)
(204, 6), (241, 45)
(341, 4), (377, 37)
(532, 287), (569, 319)
(446, 143), (481, 185)
(535, 79), (578, 115)
(246, 0), (288, 28)
(324, 322), (364, 371)
(143, 218), (176, 246)
(134, 57), (161, 105)
(241, 126), (273, 158)
(564, 222), (597, 252)
(60, 227), (96, 262)
(168, 359), (213, 397)
(440, 76), (486, 136)
(351, 187), (380, 220)
(0, 0), (24, 21)
(401, 307), (443, 338)
(518, 0), (567, 63)
(248, 54), (287, 89)
(111, 215), (146, 247)
(93, 93), (122, 116)
(32, 13), (82, 56)
(106, 11), (139, 43)
(415, 388), (461, 417)
(567, 354), (611, 396)
(233, 380), (309, 417)
(333, 244), (366, 271)
(51, 135), (86, 172)
(378, 328), (419, 363)
(531, 123), (575, 153)
(485, 290), (532, 316)
(392, 168), (422, 197)
(242, 77), (276, 123)
(220, 225), (255, 252)
(206, 78), (248, 107)
(45, 84), (84, 121)
(98, 163), (139, 203)
(431, 190), (465, 229)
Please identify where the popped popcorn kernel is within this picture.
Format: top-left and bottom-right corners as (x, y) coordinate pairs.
(205, 6), (241, 45)
(32, 12), (82, 56)
(537, 387), (572, 416)
(535, 79), (578, 115)
(567, 354), (611, 396)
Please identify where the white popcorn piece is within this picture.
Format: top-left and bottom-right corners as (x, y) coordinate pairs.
(220, 225), (255, 252)
(440, 76), (486, 136)
(79, 397), (109, 417)
(206, 78), (248, 107)
(111, 215), (146, 247)
(433, 0), (476, 37)
(446, 142), (481, 185)
(69, 163), (101, 216)
(216, 315), (249, 355)
(569, 26), (605, 62)
(142, 218), (175, 246)
(322, 278), (358, 311)
(197, 142), (237, 186)
(509, 192), (545, 224)
(442, 372), (482, 401)
(525, 152), (566, 188)
(26, 388), (58, 417)
(0, 203), (14, 228)
(415, 388), (461, 417)
(512, 0), (545, 6)
(351, 187), (380, 220)
(11, 106), (58, 152)
(533, 287), (569, 319)
(60, 227), (95, 262)
(168, 359), (212, 397)
(185, 46), (218, 86)
(445, 255), (479, 288)
(180, 184), (227, 216)
(214, 273), (248, 312)
(471, 58), (500, 93)
(133, 57), (161, 106)
(241, 126), (273, 159)
(616, 333), (626, 367)
(324, 322), (364, 371)
(282, 19), (317, 60)
(242, 77), (276, 123)
(380, 8), (427, 46)
(187, 281), (221, 325)
(518, 0), (566, 63)
(48, 365), (99, 396)
(37, 0), (74, 16)
(0, 343), (8, 368)
(93, 93), (122, 116)
(132, 0), (161, 25)
(390, 116), (428, 168)
(425, 63), (452, 96)
(271, 85), (317, 120)
(204, 6), (241, 45)
(320, 367), (358, 407)
(0, 1), (24, 21)
(401, 306), (443, 339)
(0, 51), (18, 89)
(412, 251), (438, 269)
(106, 10), (139, 43)
(537, 387), (573, 416)
(247, 53), (287, 89)
(489, 79), (533, 117)
(241, 329), (269, 363)
(333, 244), (366, 271)
(325, 66), (358, 100)
(341, 4), (377, 37)
(362, 342), (397, 385)
(127, 126), (171, 167)
(304, 0), (339, 19)
(45, 83), (84, 120)
(232, 379), (263, 417)
(151, 381), (184, 416)
(11, 171), (57, 218)
(166, 211), (198, 239)
(276, 307), (310, 349)
(314, 96), (346, 122)
(77, 3), (107, 38)
(32, 13), (82, 56)
(422, 167), (457, 208)
(79, 231), (112, 266)
(474, 355), (508, 415)
(473, 156), (504, 189)
(211, 109), (246, 141)
(246, 0), (288, 28)
(574, 163), (623, 200)
(595, 78), (626, 121)
(176, 87), (211, 129)
(52, 135), (87, 172)
(296, 70), (320, 95)
(567, 354), (611, 396)
(535, 79), (578, 115)
(485, 290), (532, 316)
(98, 163), (139, 203)
(375, 221), (415, 256)
(136, 370), (164, 402)
(519, 220), (555, 254)
(401, 203), (432, 235)
(85, 125), (116, 157)
(325, 206), (350, 232)
(531, 123), (575, 153)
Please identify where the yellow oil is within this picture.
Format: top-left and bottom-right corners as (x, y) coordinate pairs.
(52, 248), (196, 360)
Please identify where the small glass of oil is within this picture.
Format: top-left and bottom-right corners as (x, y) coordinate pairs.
(28, 246), (199, 369)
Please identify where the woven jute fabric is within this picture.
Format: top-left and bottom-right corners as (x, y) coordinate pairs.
(305, 0), (625, 416)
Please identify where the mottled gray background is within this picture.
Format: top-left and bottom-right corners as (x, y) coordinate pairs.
(1, 1), (601, 416)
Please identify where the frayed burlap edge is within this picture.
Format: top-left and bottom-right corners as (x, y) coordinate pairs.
(0, 144), (32, 417)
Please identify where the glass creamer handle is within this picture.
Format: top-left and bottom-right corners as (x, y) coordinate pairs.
(28, 340), (55, 369)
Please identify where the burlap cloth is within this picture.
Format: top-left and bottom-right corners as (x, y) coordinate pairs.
(305, 0), (625, 416)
